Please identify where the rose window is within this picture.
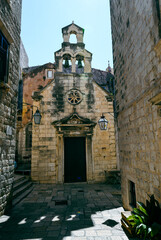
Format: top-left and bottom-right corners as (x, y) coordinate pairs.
(67, 90), (82, 105)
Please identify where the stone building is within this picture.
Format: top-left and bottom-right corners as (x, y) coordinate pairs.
(30, 22), (117, 183)
(16, 40), (29, 163)
(17, 63), (55, 166)
(18, 40), (29, 113)
(110, 0), (161, 209)
(0, 0), (22, 215)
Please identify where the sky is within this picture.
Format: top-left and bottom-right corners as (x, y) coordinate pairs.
(21, 0), (113, 71)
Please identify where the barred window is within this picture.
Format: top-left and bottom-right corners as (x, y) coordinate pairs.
(0, 31), (9, 83)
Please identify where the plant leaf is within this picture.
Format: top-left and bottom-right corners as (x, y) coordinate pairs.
(136, 223), (147, 231)
(137, 202), (148, 216)
(128, 214), (141, 226)
(148, 227), (152, 234)
(136, 223), (147, 237)
(137, 201), (147, 210)
(133, 208), (148, 223)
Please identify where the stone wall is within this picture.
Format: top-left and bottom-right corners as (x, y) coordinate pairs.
(17, 40), (29, 115)
(10, 0), (22, 25)
(20, 40), (29, 76)
(22, 63), (55, 126)
(31, 72), (117, 183)
(110, 0), (161, 209)
(17, 63), (55, 163)
(0, 0), (22, 215)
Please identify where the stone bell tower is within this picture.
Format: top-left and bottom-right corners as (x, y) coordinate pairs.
(55, 21), (92, 73)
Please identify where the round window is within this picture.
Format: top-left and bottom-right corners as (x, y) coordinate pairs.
(67, 89), (82, 105)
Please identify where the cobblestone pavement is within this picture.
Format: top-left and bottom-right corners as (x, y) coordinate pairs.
(0, 183), (137, 240)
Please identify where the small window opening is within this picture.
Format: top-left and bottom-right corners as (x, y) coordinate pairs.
(129, 180), (136, 207)
(69, 33), (77, 43)
(47, 70), (53, 78)
(0, 31), (9, 83)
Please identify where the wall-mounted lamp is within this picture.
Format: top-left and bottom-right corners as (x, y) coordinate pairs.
(98, 112), (115, 130)
(33, 108), (42, 124)
(23, 103), (42, 125)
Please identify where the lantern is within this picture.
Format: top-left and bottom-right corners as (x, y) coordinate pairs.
(33, 109), (42, 124)
(98, 115), (108, 130)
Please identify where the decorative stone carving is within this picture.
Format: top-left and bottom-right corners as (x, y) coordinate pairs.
(67, 89), (82, 105)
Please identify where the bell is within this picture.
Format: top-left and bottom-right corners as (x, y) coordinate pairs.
(64, 59), (69, 68)
(78, 59), (83, 68)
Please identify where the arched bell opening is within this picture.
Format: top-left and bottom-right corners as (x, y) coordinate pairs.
(76, 55), (84, 74)
(63, 54), (72, 73)
(69, 31), (77, 43)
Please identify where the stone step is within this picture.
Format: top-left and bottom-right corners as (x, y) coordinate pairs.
(121, 211), (135, 237)
(13, 181), (33, 199)
(13, 174), (26, 184)
(15, 169), (31, 176)
(121, 211), (133, 226)
(13, 177), (30, 192)
(121, 218), (134, 235)
(12, 186), (34, 206)
(12, 174), (33, 206)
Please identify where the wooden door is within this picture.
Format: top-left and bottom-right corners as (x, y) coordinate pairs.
(64, 137), (86, 183)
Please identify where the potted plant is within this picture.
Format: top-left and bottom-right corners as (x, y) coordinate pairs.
(128, 195), (161, 239)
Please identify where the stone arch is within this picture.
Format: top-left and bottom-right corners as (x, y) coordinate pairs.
(62, 53), (72, 59)
(74, 52), (91, 73)
(61, 51), (74, 58)
(69, 31), (77, 43)
(62, 53), (72, 73)
(75, 54), (84, 74)
(74, 52), (85, 58)
(62, 24), (84, 43)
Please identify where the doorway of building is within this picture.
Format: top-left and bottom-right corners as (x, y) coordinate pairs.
(64, 137), (86, 183)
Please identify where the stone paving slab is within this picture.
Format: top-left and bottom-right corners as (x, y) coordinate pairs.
(0, 183), (139, 240)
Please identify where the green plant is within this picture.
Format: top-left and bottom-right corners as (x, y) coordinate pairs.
(128, 195), (161, 239)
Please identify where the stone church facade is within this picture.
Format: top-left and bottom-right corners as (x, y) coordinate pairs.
(110, 0), (161, 209)
(31, 23), (117, 183)
(0, 0), (22, 215)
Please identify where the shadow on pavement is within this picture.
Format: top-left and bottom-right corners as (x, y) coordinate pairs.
(0, 183), (136, 240)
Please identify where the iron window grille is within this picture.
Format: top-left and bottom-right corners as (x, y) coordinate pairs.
(0, 31), (9, 83)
